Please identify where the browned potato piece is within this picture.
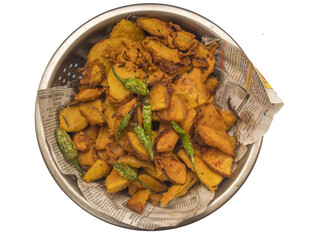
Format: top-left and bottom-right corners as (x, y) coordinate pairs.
(110, 19), (145, 42)
(196, 125), (235, 156)
(78, 145), (96, 170)
(107, 67), (132, 103)
(115, 98), (137, 117)
(59, 105), (89, 132)
(80, 61), (106, 87)
(137, 17), (175, 47)
(127, 131), (150, 161)
(201, 148), (234, 178)
(142, 167), (169, 182)
(149, 194), (163, 205)
(82, 159), (112, 183)
(95, 126), (115, 150)
(180, 108), (197, 135)
(132, 173), (168, 193)
(103, 98), (117, 134)
(218, 108), (237, 130)
(74, 88), (105, 102)
(229, 136), (237, 152)
(117, 155), (155, 170)
(157, 94), (187, 122)
(105, 168), (131, 193)
(173, 27), (197, 52)
(83, 125), (99, 141)
(79, 103), (104, 126)
(155, 129), (179, 153)
(204, 75), (219, 94)
(177, 149), (223, 191)
(160, 169), (197, 205)
(104, 142), (125, 164)
(128, 181), (141, 196)
(157, 154), (186, 184)
(73, 131), (93, 152)
(148, 83), (170, 111)
(197, 103), (228, 131)
(127, 189), (150, 214)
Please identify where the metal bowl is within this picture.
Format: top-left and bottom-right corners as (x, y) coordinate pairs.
(35, 4), (262, 230)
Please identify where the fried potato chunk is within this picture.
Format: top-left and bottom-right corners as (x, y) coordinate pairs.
(117, 155), (155, 170)
(78, 144), (97, 170)
(142, 167), (169, 182)
(204, 75), (219, 94)
(79, 103), (104, 126)
(95, 125), (115, 150)
(59, 105), (89, 132)
(82, 159), (111, 183)
(74, 88), (105, 102)
(197, 103), (228, 130)
(177, 149), (223, 191)
(201, 148), (234, 178)
(157, 94), (187, 122)
(127, 189), (150, 214)
(160, 169), (197, 205)
(110, 19), (145, 42)
(105, 168), (131, 193)
(154, 128), (179, 153)
(157, 154), (186, 184)
(148, 83), (170, 111)
(73, 131), (93, 152)
(127, 131), (150, 161)
(132, 172), (168, 193)
(180, 108), (197, 135)
(196, 125), (235, 156)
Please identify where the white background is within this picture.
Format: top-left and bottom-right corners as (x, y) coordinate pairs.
(1, 0), (314, 239)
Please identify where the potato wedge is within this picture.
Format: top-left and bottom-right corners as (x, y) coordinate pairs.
(157, 154), (186, 184)
(148, 194), (163, 205)
(74, 88), (105, 102)
(79, 103), (104, 126)
(78, 144), (97, 170)
(180, 108), (197, 135)
(177, 149), (223, 191)
(95, 125), (115, 150)
(201, 148), (234, 178)
(157, 94), (187, 122)
(127, 189), (150, 214)
(127, 131), (150, 161)
(132, 172), (168, 193)
(160, 169), (197, 205)
(82, 159), (111, 183)
(197, 103), (227, 131)
(105, 168), (131, 193)
(154, 128), (179, 153)
(142, 167), (169, 182)
(73, 131), (93, 152)
(196, 125), (235, 156)
(103, 98), (117, 134)
(117, 155), (155, 170)
(59, 105), (89, 132)
(110, 19), (145, 42)
(204, 75), (219, 94)
(148, 83), (170, 111)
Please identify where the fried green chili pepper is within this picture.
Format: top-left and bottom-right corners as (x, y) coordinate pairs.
(116, 107), (136, 140)
(171, 121), (208, 189)
(142, 66), (152, 144)
(112, 66), (147, 96)
(55, 128), (85, 176)
(133, 103), (154, 161)
(113, 162), (152, 195)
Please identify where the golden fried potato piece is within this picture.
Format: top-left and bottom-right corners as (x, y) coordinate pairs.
(172, 70), (208, 110)
(142, 167), (169, 182)
(160, 169), (197, 205)
(148, 194), (163, 205)
(82, 159), (112, 183)
(204, 75), (219, 94)
(117, 155), (155, 170)
(132, 172), (168, 193)
(172, 24), (197, 52)
(105, 168), (131, 193)
(74, 88), (105, 102)
(78, 144), (97, 170)
(79, 103), (104, 126)
(218, 108), (237, 130)
(107, 67), (132, 103)
(95, 125), (115, 150)
(137, 17), (175, 47)
(127, 131), (150, 161)
(73, 131), (93, 152)
(157, 154), (186, 184)
(177, 149), (223, 191)
(157, 94), (187, 122)
(59, 105), (89, 132)
(110, 19), (145, 42)
(104, 142), (125, 165)
(197, 103), (228, 131)
(196, 125), (235, 156)
(80, 61), (106, 87)
(154, 128), (179, 153)
(229, 136), (237, 152)
(201, 148), (234, 178)
(148, 83), (170, 111)
(103, 98), (117, 134)
(114, 98), (137, 117)
(127, 189), (150, 214)
(128, 181), (140, 196)
(180, 108), (197, 135)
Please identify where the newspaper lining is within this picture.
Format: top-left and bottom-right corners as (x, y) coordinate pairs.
(37, 39), (283, 230)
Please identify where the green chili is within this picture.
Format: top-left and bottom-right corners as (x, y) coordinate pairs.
(133, 102), (154, 161)
(116, 107), (136, 140)
(55, 128), (85, 176)
(171, 121), (208, 190)
(113, 162), (152, 195)
(112, 66), (147, 96)
(142, 65), (152, 144)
